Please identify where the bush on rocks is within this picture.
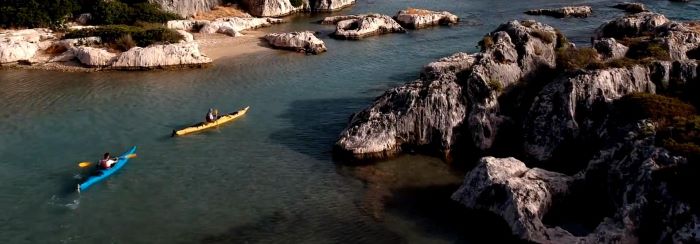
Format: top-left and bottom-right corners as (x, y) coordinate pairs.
(64, 25), (183, 48)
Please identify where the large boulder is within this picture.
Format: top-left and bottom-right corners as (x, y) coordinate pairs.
(72, 46), (117, 67)
(451, 157), (577, 243)
(0, 41), (38, 64)
(199, 17), (283, 36)
(331, 14), (406, 40)
(656, 21), (700, 60)
(149, 0), (222, 17)
(336, 53), (474, 158)
(393, 8), (459, 29)
(111, 42), (211, 69)
(523, 66), (656, 162)
(264, 31), (326, 54)
(596, 12), (670, 38)
(525, 6), (592, 18)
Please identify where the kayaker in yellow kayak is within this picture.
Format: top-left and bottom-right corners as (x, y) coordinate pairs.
(205, 108), (219, 123)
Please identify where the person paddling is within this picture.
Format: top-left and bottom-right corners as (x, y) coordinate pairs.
(205, 108), (218, 123)
(99, 153), (117, 169)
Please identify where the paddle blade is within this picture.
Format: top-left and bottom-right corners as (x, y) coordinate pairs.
(78, 162), (92, 168)
(124, 154), (137, 159)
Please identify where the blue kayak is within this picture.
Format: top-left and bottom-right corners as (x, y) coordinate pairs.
(78, 146), (136, 192)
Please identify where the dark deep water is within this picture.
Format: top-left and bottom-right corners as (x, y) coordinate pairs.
(0, 0), (698, 243)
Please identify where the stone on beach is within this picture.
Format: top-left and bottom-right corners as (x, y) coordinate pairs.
(393, 8), (459, 29)
(264, 31), (327, 54)
(199, 17), (284, 36)
(111, 42), (211, 69)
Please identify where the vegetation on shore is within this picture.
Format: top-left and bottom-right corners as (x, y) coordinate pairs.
(0, 0), (180, 29)
(64, 24), (184, 51)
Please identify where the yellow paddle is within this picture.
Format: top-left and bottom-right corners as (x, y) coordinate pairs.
(78, 154), (137, 168)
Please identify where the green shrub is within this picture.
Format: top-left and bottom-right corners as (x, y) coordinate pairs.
(612, 93), (697, 124)
(64, 25), (183, 48)
(0, 0), (79, 28)
(556, 47), (599, 71)
(487, 78), (504, 92)
(586, 58), (645, 70)
(531, 29), (554, 44)
(115, 34), (136, 51)
(289, 0), (304, 7)
(478, 35), (494, 51)
(625, 38), (671, 61)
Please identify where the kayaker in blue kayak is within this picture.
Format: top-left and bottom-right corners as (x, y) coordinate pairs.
(99, 153), (117, 169)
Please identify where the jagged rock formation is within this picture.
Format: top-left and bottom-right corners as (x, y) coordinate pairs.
(612, 2), (647, 13)
(199, 17), (283, 36)
(149, 0), (222, 17)
(336, 20), (562, 157)
(593, 38), (628, 60)
(330, 14), (406, 39)
(393, 8), (459, 29)
(167, 20), (211, 31)
(656, 21), (700, 60)
(241, 0), (354, 17)
(72, 46), (117, 67)
(451, 157), (577, 243)
(111, 42), (211, 69)
(523, 66), (656, 161)
(264, 31), (326, 54)
(525, 6), (592, 18)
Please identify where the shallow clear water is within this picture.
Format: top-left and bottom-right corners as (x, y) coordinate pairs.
(1, 0), (698, 243)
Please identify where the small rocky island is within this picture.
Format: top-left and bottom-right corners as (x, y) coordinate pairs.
(265, 31), (327, 54)
(322, 14), (406, 39)
(393, 8), (459, 29)
(336, 10), (700, 243)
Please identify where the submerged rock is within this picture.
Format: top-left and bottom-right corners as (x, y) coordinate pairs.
(525, 6), (592, 18)
(393, 8), (459, 29)
(331, 14), (406, 39)
(612, 2), (647, 13)
(264, 31), (326, 54)
(111, 42), (211, 69)
(199, 17), (283, 36)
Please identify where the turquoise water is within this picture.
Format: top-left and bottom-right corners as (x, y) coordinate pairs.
(1, 1), (698, 243)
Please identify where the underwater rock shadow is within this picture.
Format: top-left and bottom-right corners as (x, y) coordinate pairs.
(268, 97), (372, 161)
(200, 209), (405, 244)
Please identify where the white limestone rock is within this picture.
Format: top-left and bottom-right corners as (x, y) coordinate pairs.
(72, 46), (117, 67)
(111, 42), (211, 69)
(331, 14), (406, 40)
(264, 31), (326, 54)
(393, 9), (459, 29)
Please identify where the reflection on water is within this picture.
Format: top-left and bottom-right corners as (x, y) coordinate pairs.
(0, 0), (698, 243)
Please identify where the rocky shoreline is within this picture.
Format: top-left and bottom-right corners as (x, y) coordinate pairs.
(335, 10), (700, 243)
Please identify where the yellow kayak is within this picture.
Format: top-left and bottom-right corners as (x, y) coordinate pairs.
(172, 106), (250, 136)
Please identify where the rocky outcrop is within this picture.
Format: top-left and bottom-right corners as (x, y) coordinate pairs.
(656, 21), (700, 60)
(176, 30), (194, 42)
(167, 20), (211, 31)
(451, 157), (576, 243)
(331, 14), (405, 39)
(72, 46), (117, 67)
(523, 66), (656, 161)
(336, 20), (563, 158)
(149, 0), (222, 17)
(0, 29), (54, 64)
(264, 31), (326, 54)
(593, 38), (628, 60)
(393, 8), (459, 29)
(320, 15), (364, 25)
(199, 17), (283, 36)
(111, 42), (211, 69)
(612, 2), (647, 13)
(241, 0), (353, 17)
(525, 6), (592, 18)
(596, 12), (670, 38)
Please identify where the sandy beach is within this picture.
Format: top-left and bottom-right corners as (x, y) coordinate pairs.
(196, 30), (273, 61)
